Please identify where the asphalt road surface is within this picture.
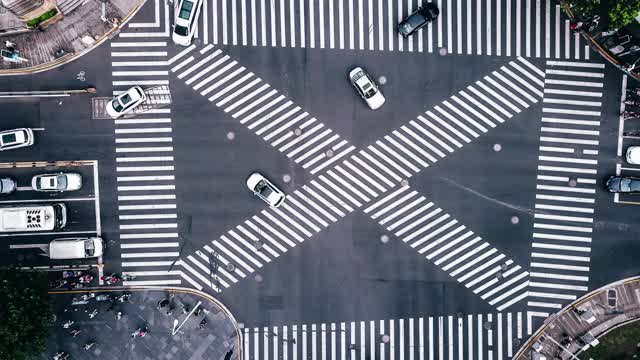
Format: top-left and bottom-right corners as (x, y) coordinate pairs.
(0, 0), (638, 358)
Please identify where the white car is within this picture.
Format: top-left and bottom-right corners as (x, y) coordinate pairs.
(32, 173), (82, 192)
(246, 173), (286, 208)
(0, 128), (34, 151)
(172, 0), (203, 46)
(349, 67), (386, 110)
(106, 86), (146, 118)
(626, 146), (640, 165)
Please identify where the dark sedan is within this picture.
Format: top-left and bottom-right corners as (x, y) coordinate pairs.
(397, 3), (440, 37)
(606, 176), (640, 193)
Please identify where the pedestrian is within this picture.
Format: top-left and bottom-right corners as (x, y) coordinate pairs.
(157, 298), (169, 309)
(62, 320), (74, 329)
(116, 311), (123, 320)
(69, 329), (81, 337)
(569, 20), (584, 32)
(82, 342), (95, 350)
(224, 347), (234, 360)
(4, 40), (15, 52)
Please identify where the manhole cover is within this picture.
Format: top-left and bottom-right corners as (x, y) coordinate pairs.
(401, 179), (409, 186)
(511, 216), (520, 224)
(493, 143), (502, 152)
(226, 263), (236, 272)
(282, 174), (291, 183)
(226, 132), (235, 140)
(378, 76), (387, 85)
(380, 234), (390, 244)
(439, 47), (448, 55)
(294, 128), (303, 136)
(326, 149), (334, 157)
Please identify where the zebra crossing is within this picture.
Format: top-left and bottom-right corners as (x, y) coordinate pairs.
(111, 29), (182, 286)
(365, 185), (529, 312)
(173, 45), (545, 311)
(194, 0), (590, 59)
(527, 60), (605, 313)
(242, 312), (528, 360)
(169, 44), (356, 175)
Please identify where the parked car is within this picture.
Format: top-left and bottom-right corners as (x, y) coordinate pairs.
(32, 173), (82, 192)
(0, 128), (34, 151)
(0, 178), (16, 194)
(348, 67), (386, 110)
(172, 0), (203, 46)
(606, 176), (640, 193)
(397, 2), (440, 37)
(626, 146), (640, 164)
(246, 173), (286, 207)
(106, 86), (146, 118)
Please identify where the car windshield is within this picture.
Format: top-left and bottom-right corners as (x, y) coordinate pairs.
(178, 0), (193, 20)
(85, 239), (95, 257)
(256, 180), (274, 198)
(56, 175), (67, 189)
(408, 13), (426, 28)
(175, 24), (188, 36)
(1, 133), (17, 145)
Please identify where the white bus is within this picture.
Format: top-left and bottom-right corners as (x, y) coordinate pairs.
(0, 203), (67, 232)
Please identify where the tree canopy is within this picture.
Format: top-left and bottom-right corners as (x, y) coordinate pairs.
(0, 268), (52, 360)
(569, 0), (640, 29)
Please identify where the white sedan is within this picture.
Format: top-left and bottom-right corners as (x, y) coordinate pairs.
(349, 67), (385, 110)
(32, 173), (82, 192)
(0, 128), (34, 151)
(626, 146), (640, 165)
(246, 173), (286, 208)
(106, 86), (146, 118)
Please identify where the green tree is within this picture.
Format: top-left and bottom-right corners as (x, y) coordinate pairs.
(0, 268), (53, 360)
(608, 0), (640, 29)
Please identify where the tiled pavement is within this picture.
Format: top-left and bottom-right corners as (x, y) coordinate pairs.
(43, 288), (240, 360)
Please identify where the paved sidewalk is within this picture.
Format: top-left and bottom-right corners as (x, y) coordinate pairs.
(43, 287), (241, 360)
(0, 0), (143, 75)
(515, 276), (640, 359)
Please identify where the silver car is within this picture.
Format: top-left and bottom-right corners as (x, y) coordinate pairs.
(0, 178), (16, 194)
(0, 128), (34, 151)
(32, 173), (82, 192)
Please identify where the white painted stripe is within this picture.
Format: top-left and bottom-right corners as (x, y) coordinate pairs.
(533, 222), (592, 232)
(119, 214), (177, 220)
(546, 69), (604, 78)
(116, 147), (173, 152)
(545, 79), (603, 87)
(532, 242), (591, 252)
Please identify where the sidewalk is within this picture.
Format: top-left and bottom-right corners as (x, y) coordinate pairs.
(43, 287), (241, 360)
(0, 0), (144, 75)
(560, 1), (640, 81)
(514, 276), (640, 359)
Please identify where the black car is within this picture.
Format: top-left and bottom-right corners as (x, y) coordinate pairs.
(397, 3), (440, 37)
(606, 176), (640, 193)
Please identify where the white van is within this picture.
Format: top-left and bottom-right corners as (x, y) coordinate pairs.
(172, 0), (203, 46)
(48, 237), (104, 260)
(0, 203), (66, 232)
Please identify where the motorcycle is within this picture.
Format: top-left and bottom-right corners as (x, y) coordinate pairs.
(95, 294), (112, 302)
(101, 273), (122, 285)
(62, 270), (83, 278)
(78, 275), (94, 284)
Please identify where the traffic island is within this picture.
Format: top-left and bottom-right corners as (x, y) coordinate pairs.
(0, 0), (145, 75)
(514, 276), (640, 359)
(46, 287), (241, 360)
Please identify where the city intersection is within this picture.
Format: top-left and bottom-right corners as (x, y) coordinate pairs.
(0, 0), (638, 359)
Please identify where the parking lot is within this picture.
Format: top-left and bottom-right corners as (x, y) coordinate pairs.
(0, 160), (102, 269)
(614, 75), (640, 205)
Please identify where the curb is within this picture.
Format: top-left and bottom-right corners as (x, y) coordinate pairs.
(513, 275), (640, 359)
(0, 0), (147, 76)
(49, 285), (243, 359)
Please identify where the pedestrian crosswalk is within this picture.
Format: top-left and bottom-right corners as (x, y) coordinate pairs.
(169, 44), (356, 175)
(526, 60), (604, 313)
(242, 312), (529, 360)
(111, 32), (182, 286)
(365, 185), (529, 312)
(174, 46), (545, 311)
(193, 0), (590, 59)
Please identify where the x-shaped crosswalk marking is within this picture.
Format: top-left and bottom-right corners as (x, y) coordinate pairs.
(169, 46), (546, 310)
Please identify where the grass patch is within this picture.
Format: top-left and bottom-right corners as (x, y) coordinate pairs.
(26, 8), (58, 28)
(580, 320), (640, 359)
